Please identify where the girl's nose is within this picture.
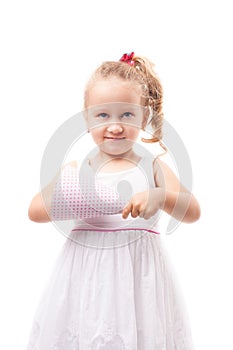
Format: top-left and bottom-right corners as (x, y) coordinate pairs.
(107, 123), (123, 134)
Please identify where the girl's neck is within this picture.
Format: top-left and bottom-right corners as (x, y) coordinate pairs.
(88, 149), (141, 173)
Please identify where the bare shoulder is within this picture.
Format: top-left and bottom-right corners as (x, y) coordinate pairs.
(153, 157), (174, 178)
(153, 157), (184, 191)
(62, 160), (78, 169)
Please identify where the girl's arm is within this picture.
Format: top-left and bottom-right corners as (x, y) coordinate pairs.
(28, 183), (53, 223)
(122, 158), (201, 223)
(28, 178), (57, 223)
(28, 160), (130, 223)
(153, 158), (201, 223)
(28, 161), (77, 223)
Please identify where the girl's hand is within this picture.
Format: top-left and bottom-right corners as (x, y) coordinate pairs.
(122, 188), (165, 220)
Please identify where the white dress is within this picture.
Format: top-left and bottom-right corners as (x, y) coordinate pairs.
(27, 156), (195, 349)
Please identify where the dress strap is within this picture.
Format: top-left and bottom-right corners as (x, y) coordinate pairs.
(139, 156), (156, 188)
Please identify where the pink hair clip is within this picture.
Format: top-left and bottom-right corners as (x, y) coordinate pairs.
(119, 52), (135, 66)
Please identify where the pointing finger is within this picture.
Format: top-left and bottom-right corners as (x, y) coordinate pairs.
(122, 203), (132, 219)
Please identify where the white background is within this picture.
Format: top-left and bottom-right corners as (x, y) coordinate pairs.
(0, 0), (233, 348)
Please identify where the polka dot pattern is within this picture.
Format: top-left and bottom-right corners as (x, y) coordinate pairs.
(50, 166), (129, 221)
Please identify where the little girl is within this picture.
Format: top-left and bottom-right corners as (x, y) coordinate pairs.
(27, 52), (200, 349)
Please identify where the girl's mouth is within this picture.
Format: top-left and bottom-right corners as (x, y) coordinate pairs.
(104, 137), (126, 141)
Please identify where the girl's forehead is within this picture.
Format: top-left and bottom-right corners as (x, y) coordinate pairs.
(86, 78), (142, 107)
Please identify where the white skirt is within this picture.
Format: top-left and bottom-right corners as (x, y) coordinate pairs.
(26, 229), (195, 350)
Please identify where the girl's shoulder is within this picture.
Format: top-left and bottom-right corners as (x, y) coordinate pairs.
(152, 156), (166, 175)
(152, 155), (176, 176)
(152, 156), (183, 191)
(62, 160), (78, 169)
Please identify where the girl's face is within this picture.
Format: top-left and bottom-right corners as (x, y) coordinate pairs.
(85, 78), (147, 158)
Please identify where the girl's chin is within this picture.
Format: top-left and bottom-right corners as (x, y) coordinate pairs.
(97, 140), (136, 158)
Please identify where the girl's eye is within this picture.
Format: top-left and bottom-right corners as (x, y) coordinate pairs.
(121, 112), (134, 119)
(96, 113), (109, 119)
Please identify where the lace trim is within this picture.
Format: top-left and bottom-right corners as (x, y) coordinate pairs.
(91, 334), (125, 349)
(53, 329), (79, 350)
(27, 324), (126, 349)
